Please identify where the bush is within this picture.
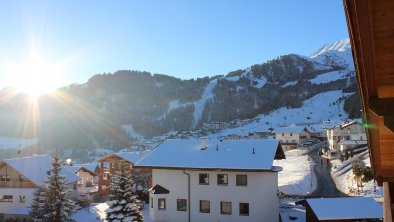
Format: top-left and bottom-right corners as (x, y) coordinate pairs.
(362, 166), (374, 182)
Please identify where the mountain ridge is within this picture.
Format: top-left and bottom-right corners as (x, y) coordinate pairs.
(0, 39), (360, 151)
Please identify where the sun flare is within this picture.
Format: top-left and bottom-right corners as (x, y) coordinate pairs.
(4, 53), (62, 100)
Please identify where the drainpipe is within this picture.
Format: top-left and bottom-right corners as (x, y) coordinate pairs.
(183, 169), (191, 222)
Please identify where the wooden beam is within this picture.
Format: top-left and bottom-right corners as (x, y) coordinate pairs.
(384, 182), (394, 222)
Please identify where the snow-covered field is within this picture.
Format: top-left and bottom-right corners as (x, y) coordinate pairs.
(71, 203), (152, 222)
(274, 151), (316, 195)
(0, 136), (38, 150)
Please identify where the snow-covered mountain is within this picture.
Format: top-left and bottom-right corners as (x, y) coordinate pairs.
(310, 38), (354, 70)
(0, 38), (360, 150)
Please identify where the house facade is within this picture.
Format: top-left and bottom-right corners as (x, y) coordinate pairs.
(273, 126), (311, 150)
(0, 155), (79, 221)
(96, 151), (151, 199)
(136, 139), (285, 222)
(326, 121), (366, 151)
(64, 165), (99, 200)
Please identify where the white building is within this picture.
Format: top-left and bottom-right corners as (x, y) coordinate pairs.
(272, 125), (311, 150)
(0, 155), (80, 221)
(326, 120), (367, 151)
(64, 164), (98, 200)
(136, 139), (285, 222)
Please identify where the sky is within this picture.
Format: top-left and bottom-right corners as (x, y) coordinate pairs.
(0, 0), (349, 89)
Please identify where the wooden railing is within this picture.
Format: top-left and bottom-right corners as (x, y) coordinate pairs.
(0, 181), (36, 188)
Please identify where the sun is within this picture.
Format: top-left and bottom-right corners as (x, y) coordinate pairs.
(5, 53), (61, 100)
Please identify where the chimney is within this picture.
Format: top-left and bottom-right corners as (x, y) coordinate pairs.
(200, 137), (208, 150)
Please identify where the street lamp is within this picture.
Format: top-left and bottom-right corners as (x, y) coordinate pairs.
(66, 158), (72, 166)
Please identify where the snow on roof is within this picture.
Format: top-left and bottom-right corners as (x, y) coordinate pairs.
(64, 165), (97, 175)
(2, 154), (80, 186)
(306, 197), (383, 220)
(340, 120), (362, 129)
(272, 125), (307, 133)
(136, 139), (283, 171)
(338, 140), (368, 145)
(78, 162), (99, 173)
(115, 151), (151, 163)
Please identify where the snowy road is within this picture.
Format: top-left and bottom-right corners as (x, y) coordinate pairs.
(309, 146), (347, 197)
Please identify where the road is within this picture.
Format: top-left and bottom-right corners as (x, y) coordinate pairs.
(308, 142), (347, 197)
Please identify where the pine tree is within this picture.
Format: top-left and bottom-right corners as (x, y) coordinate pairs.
(131, 169), (150, 202)
(30, 186), (48, 222)
(106, 163), (143, 222)
(30, 154), (76, 222)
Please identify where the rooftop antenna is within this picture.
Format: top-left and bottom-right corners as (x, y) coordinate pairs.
(216, 144), (219, 151)
(252, 148), (255, 154)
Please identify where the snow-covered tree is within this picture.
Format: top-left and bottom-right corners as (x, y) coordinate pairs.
(30, 186), (48, 222)
(30, 154), (76, 222)
(131, 169), (150, 202)
(352, 157), (365, 191)
(106, 163), (143, 222)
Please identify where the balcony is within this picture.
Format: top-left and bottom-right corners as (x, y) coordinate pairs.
(0, 181), (36, 188)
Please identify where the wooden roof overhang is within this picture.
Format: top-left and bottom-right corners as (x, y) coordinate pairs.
(96, 153), (130, 163)
(344, 0), (394, 185)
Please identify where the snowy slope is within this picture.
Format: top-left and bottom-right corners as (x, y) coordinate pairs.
(192, 79), (217, 128)
(310, 39), (354, 70)
(123, 124), (144, 139)
(0, 137), (38, 150)
(309, 70), (349, 84)
(210, 90), (350, 138)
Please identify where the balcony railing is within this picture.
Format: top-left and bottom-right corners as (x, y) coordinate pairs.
(0, 181), (36, 188)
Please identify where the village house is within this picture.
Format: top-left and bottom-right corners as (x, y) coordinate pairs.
(326, 120), (366, 151)
(96, 151), (151, 199)
(272, 125), (311, 150)
(135, 139), (285, 222)
(64, 163), (99, 200)
(202, 122), (229, 131)
(0, 154), (80, 221)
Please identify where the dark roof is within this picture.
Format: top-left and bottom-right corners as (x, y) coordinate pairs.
(150, 184), (170, 194)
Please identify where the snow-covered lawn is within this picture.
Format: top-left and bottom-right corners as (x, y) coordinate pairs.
(274, 151), (316, 195)
(71, 203), (152, 222)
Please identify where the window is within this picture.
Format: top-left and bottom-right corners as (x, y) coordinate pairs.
(217, 174), (228, 185)
(199, 173), (209, 185)
(177, 199), (187, 211)
(236, 175), (247, 186)
(103, 173), (109, 180)
(239, 203), (249, 216)
(20, 195), (25, 203)
(282, 133), (284, 136)
(151, 198), (153, 208)
(292, 140), (296, 143)
(0, 174), (10, 181)
(290, 133), (292, 136)
(0, 195), (13, 202)
(221, 201), (232, 215)
(158, 198), (166, 210)
(200, 200), (210, 213)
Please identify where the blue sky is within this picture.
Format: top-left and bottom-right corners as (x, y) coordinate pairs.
(0, 0), (349, 88)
